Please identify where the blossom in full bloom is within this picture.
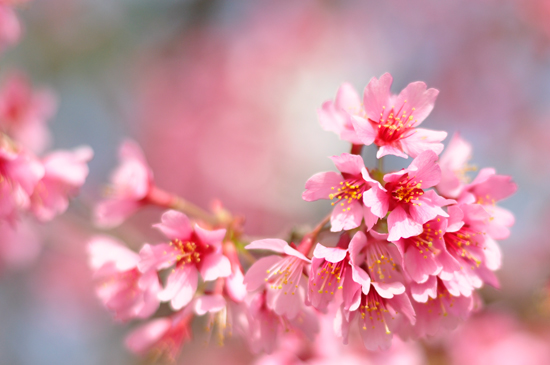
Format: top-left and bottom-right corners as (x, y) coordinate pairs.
(337, 280), (415, 351)
(0, 73), (57, 153)
(30, 146), (93, 221)
(307, 232), (364, 312)
(302, 153), (383, 232)
(317, 83), (364, 144)
(94, 139), (154, 228)
(351, 73), (447, 159)
(88, 235), (161, 322)
(363, 150), (453, 241)
(243, 238), (311, 319)
(138, 210), (231, 310)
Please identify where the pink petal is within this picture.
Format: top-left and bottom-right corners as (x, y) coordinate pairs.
(158, 266), (198, 310)
(329, 153), (365, 176)
(335, 82), (362, 111)
(387, 206), (423, 241)
(372, 281), (406, 298)
(302, 171), (343, 202)
(125, 318), (171, 355)
(404, 247), (440, 283)
(410, 276), (437, 303)
(377, 145), (408, 159)
(330, 200), (364, 232)
(137, 243), (178, 273)
(312, 244), (347, 263)
(153, 210), (193, 241)
(395, 81), (439, 125)
(87, 235), (139, 271)
(351, 264), (371, 294)
(246, 238), (288, 253)
(194, 224), (226, 250)
(362, 185), (389, 218)
(199, 253), (231, 281)
(194, 295), (226, 315)
(243, 255), (282, 292)
(363, 73), (393, 121)
(406, 150), (442, 188)
(351, 116), (376, 145)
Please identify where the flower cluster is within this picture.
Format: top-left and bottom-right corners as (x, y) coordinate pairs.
(88, 73), (516, 361)
(0, 2), (92, 268)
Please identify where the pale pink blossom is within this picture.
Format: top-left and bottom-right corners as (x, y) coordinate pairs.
(94, 140), (154, 228)
(307, 232), (363, 312)
(317, 83), (363, 144)
(362, 230), (405, 285)
(244, 238), (310, 319)
(302, 153), (383, 232)
(363, 150), (453, 241)
(351, 73), (447, 159)
(125, 311), (192, 360)
(460, 167), (517, 240)
(0, 73), (57, 153)
(88, 235), (160, 322)
(436, 133), (473, 198)
(138, 210), (231, 310)
(408, 277), (475, 338)
(394, 216), (456, 284)
(442, 204), (501, 291)
(30, 146), (92, 221)
(338, 281), (415, 351)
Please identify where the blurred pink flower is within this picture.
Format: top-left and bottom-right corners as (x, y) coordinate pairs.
(0, 140), (44, 223)
(317, 83), (364, 145)
(138, 210), (230, 310)
(0, 73), (56, 153)
(30, 146), (92, 221)
(88, 235), (160, 322)
(436, 133), (473, 199)
(302, 153), (382, 232)
(244, 238), (310, 320)
(351, 73), (446, 159)
(0, 4), (20, 52)
(125, 311), (192, 360)
(94, 139), (154, 228)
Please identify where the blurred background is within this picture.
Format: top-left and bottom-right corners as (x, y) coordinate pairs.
(1, 0), (550, 363)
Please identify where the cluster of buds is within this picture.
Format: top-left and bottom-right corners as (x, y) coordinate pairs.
(88, 73), (516, 360)
(0, 1), (92, 267)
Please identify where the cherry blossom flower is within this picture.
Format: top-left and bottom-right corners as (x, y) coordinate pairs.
(351, 73), (447, 159)
(0, 73), (57, 153)
(94, 140), (155, 228)
(138, 210), (231, 310)
(317, 83), (363, 144)
(88, 235), (160, 322)
(244, 238), (311, 319)
(307, 232), (364, 312)
(338, 281), (415, 351)
(302, 153), (383, 232)
(30, 146), (92, 221)
(363, 150), (453, 241)
(408, 277), (475, 338)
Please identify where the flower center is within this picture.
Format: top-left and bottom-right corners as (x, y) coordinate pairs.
(170, 239), (202, 266)
(329, 179), (366, 212)
(313, 260), (345, 295)
(390, 175), (424, 205)
(373, 103), (417, 144)
(405, 222), (443, 258)
(444, 226), (484, 268)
